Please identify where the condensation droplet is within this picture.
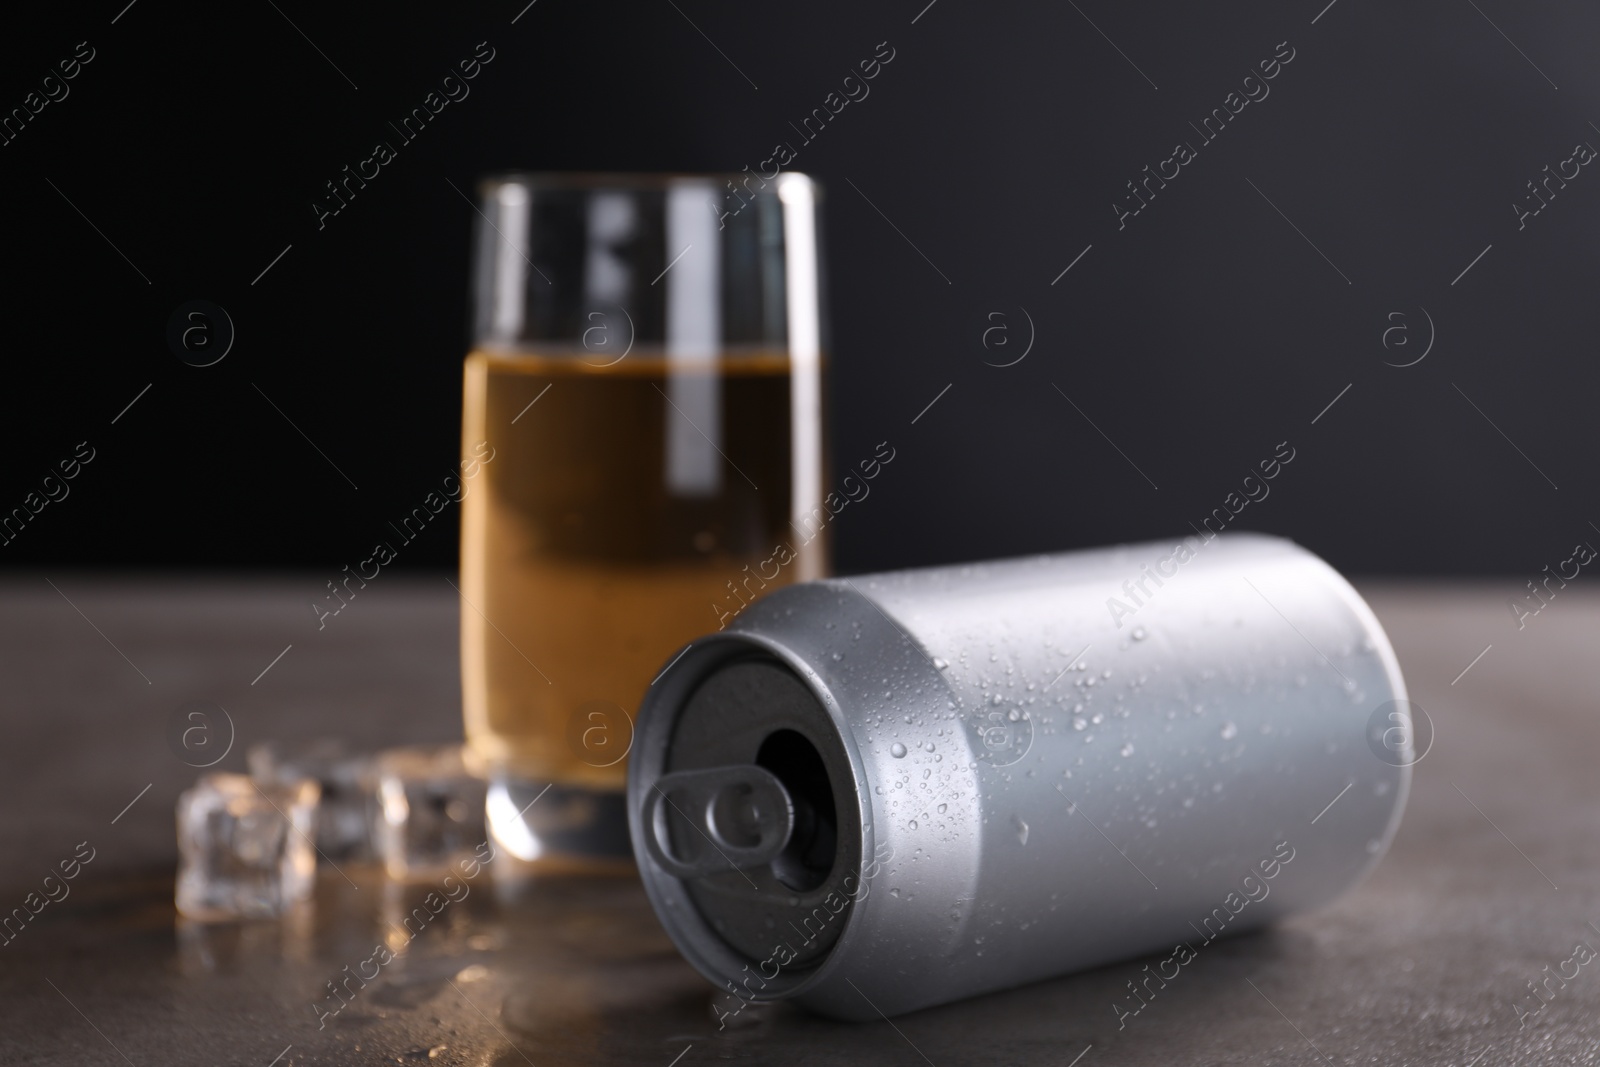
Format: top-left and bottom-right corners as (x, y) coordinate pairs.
(1220, 721), (1238, 740)
(890, 742), (908, 758)
(933, 657), (949, 670)
(937, 803), (947, 814)
(909, 820), (919, 830)
(1131, 625), (1147, 641)
(1120, 742), (1135, 758)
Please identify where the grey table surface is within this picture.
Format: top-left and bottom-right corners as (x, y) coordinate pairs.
(1, 574), (1596, 1065)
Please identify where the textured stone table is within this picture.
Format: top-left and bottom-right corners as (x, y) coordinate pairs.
(1, 575), (1595, 1065)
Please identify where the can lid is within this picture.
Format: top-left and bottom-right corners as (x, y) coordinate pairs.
(633, 652), (862, 976)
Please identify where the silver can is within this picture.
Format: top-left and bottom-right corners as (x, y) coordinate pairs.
(628, 534), (1410, 1021)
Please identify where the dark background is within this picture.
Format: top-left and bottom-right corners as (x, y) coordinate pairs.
(2, 0), (1595, 578)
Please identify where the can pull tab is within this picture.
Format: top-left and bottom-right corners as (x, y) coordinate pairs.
(643, 765), (795, 880)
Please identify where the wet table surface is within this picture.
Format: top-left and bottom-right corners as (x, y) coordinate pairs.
(2, 574), (1597, 1066)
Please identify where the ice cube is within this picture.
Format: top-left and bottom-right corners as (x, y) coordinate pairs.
(176, 773), (318, 921)
(248, 739), (374, 860)
(373, 745), (488, 882)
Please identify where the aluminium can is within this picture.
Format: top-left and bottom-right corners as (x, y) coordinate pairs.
(627, 534), (1410, 1020)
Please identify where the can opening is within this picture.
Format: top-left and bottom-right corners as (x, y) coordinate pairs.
(755, 729), (836, 891)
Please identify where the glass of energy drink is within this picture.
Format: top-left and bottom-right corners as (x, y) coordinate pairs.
(459, 173), (828, 870)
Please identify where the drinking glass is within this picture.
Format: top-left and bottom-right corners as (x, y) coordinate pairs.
(459, 173), (828, 869)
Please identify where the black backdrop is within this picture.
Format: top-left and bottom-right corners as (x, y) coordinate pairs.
(3, 0), (1597, 577)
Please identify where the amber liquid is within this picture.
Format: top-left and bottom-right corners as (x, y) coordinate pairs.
(460, 349), (825, 788)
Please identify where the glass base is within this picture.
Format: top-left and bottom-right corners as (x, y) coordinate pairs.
(485, 771), (635, 874)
